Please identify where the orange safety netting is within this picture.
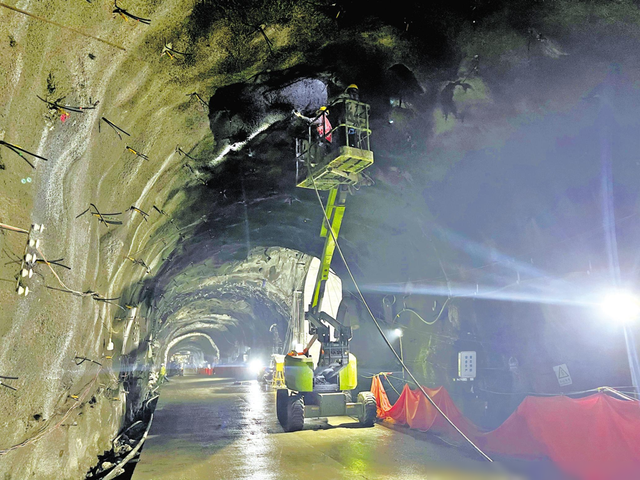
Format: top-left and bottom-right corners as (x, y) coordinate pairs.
(371, 376), (640, 480)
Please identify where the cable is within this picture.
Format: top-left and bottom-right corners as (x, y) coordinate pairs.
(601, 387), (638, 401)
(37, 246), (126, 311)
(308, 177), (493, 462)
(0, 365), (103, 455)
(382, 294), (396, 308)
(37, 246), (80, 295)
(385, 376), (402, 396)
(394, 300), (450, 326)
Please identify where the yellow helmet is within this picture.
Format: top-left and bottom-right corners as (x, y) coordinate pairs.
(316, 106), (329, 115)
(346, 84), (359, 91)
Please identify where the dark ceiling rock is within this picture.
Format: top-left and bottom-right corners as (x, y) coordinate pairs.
(208, 75), (329, 151)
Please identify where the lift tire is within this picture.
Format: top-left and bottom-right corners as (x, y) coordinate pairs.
(357, 391), (377, 427)
(285, 394), (305, 432)
(276, 389), (289, 428)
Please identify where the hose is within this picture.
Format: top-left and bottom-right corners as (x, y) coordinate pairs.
(102, 413), (154, 480)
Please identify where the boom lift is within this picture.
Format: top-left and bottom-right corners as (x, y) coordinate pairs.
(276, 93), (377, 432)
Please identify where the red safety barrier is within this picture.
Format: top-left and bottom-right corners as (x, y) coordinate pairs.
(371, 376), (640, 480)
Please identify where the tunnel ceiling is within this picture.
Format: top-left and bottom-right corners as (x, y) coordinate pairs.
(3, 0), (640, 477)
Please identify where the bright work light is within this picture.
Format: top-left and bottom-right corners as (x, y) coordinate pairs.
(248, 359), (264, 374)
(600, 290), (640, 324)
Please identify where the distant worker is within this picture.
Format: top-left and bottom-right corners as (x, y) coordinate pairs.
(159, 363), (167, 383)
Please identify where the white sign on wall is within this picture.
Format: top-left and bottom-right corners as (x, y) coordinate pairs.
(458, 351), (476, 379)
(553, 363), (573, 387)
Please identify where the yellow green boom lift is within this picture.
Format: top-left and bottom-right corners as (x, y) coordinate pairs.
(276, 95), (377, 432)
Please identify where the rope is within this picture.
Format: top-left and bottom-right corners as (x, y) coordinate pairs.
(308, 176), (493, 462)
(478, 385), (639, 398)
(377, 373), (402, 396)
(360, 372), (402, 396)
(371, 372), (639, 401)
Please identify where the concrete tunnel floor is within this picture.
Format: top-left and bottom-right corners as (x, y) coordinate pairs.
(132, 376), (566, 480)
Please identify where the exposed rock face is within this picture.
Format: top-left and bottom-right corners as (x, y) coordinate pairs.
(209, 76), (329, 154)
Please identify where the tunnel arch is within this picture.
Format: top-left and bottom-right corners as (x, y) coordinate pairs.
(163, 332), (220, 365)
(151, 247), (313, 363)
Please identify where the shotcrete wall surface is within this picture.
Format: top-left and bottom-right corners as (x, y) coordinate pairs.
(0, 0), (329, 475)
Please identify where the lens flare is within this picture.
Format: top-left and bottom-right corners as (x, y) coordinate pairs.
(600, 290), (640, 324)
(248, 359), (264, 374)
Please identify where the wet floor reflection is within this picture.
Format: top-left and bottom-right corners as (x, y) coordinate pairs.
(133, 377), (537, 480)
(237, 381), (275, 480)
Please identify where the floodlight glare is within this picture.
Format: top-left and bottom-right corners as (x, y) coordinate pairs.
(248, 359), (263, 374)
(600, 290), (640, 324)
(394, 328), (403, 337)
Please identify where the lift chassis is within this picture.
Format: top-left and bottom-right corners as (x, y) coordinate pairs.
(277, 96), (377, 432)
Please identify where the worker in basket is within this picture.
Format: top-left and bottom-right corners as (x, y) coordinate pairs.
(334, 84), (361, 147)
(294, 106), (333, 145)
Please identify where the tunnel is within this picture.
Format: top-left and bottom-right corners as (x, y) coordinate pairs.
(164, 333), (219, 366)
(1, 0), (640, 478)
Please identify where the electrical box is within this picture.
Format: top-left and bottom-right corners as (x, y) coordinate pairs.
(458, 351), (476, 380)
